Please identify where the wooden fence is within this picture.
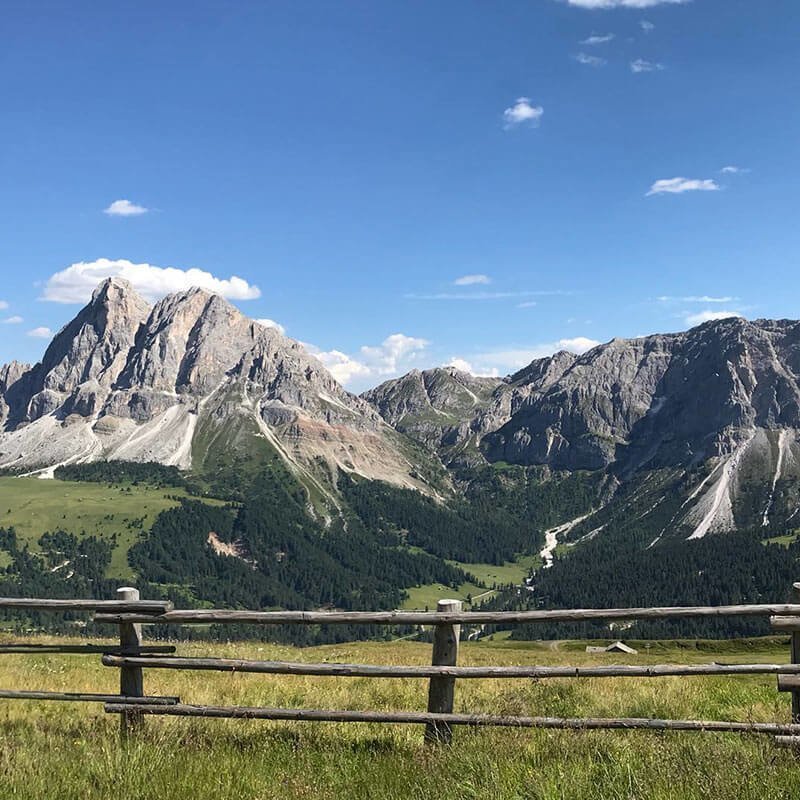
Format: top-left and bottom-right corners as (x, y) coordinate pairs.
(5, 586), (800, 746)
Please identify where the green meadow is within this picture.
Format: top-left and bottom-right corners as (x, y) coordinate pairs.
(1, 634), (799, 799)
(401, 556), (538, 610)
(0, 476), (223, 579)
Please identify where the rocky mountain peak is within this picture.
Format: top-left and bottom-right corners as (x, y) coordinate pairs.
(0, 361), (30, 393)
(11, 278), (151, 424)
(114, 287), (256, 397)
(91, 275), (139, 302)
(508, 350), (577, 388)
(0, 279), (430, 495)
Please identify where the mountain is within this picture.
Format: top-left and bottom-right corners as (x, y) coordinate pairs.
(0, 278), (433, 496)
(4, 282), (800, 632)
(4, 280), (800, 555)
(365, 318), (800, 543)
(362, 367), (502, 462)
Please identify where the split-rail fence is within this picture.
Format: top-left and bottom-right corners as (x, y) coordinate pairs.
(4, 586), (800, 747)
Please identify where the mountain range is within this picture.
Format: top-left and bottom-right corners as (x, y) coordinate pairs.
(2, 278), (800, 558)
(0, 278), (430, 499)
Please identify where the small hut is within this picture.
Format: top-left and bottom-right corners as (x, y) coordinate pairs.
(585, 641), (638, 655)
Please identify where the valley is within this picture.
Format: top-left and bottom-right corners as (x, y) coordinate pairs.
(1, 280), (800, 640)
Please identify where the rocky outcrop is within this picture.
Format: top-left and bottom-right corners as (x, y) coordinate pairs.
(0, 279), (430, 493)
(362, 367), (501, 455)
(0, 361), (32, 428)
(484, 318), (800, 472)
(365, 318), (800, 476)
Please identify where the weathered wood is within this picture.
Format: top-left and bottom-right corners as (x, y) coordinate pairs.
(774, 735), (800, 748)
(791, 583), (800, 723)
(778, 676), (800, 692)
(770, 616), (800, 631)
(425, 599), (461, 744)
(102, 702), (800, 735)
(93, 602), (800, 627)
(101, 656), (800, 680)
(0, 689), (178, 704)
(0, 644), (175, 655)
(0, 597), (172, 613)
(117, 588), (145, 738)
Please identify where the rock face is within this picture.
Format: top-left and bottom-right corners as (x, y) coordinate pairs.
(483, 319), (800, 473)
(366, 318), (800, 475)
(0, 278), (426, 493)
(3, 279), (150, 427)
(365, 318), (800, 537)
(362, 367), (501, 456)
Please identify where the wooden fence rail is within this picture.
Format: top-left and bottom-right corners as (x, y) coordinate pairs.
(92, 602), (800, 626)
(100, 655), (800, 680)
(3, 587), (800, 747)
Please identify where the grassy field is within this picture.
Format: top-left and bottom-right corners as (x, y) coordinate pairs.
(0, 477), (224, 579)
(450, 556), (539, 586)
(1, 634), (800, 799)
(401, 579), (487, 610)
(402, 556), (539, 610)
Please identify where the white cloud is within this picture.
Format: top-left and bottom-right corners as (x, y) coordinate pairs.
(312, 349), (373, 385)
(685, 310), (743, 326)
(565, 0), (689, 7)
(574, 52), (607, 67)
(41, 258), (261, 304)
(658, 295), (736, 304)
(721, 165), (748, 174)
(517, 301), (538, 308)
(503, 98), (544, 128)
(646, 178), (720, 196)
(559, 336), (601, 353)
(453, 274), (491, 286)
(308, 333), (430, 388)
(255, 318), (286, 335)
(359, 334), (430, 374)
(446, 358), (476, 374)
(103, 199), (148, 217)
(2, 316), (23, 324)
(581, 33), (615, 45)
(640, 20), (655, 32)
(445, 358), (500, 378)
(0, 301), (7, 310)
(27, 326), (53, 339)
(407, 290), (568, 302)
(454, 336), (601, 377)
(630, 58), (665, 73)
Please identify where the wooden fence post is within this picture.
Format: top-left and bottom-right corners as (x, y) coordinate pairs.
(117, 587), (144, 739)
(424, 598), (462, 745)
(791, 583), (800, 723)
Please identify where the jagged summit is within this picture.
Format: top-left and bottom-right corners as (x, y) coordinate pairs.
(0, 280), (428, 494)
(91, 275), (142, 302)
(361, 366), (501, 456)
(363, 317), (800, 538)
(365, 317), (800, 471)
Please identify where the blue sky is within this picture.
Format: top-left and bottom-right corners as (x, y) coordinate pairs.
(1, 0), (798, 391)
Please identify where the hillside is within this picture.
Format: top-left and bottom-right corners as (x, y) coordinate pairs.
(366, 319), (800, 543)
(0, 278), (439, 501)
(3, 282), (800, 631)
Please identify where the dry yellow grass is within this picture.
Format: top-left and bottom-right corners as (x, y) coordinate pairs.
(0, 634), (799, 799)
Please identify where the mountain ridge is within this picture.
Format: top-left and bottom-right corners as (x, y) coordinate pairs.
(0, 278), (433, 495)
(3, 281), (800, 545)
